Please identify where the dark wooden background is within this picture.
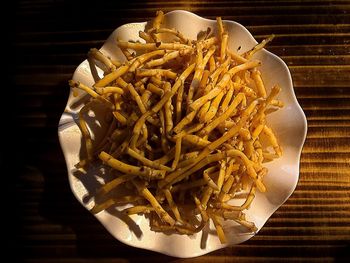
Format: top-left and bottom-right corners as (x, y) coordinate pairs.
(9, 0), (350, 262)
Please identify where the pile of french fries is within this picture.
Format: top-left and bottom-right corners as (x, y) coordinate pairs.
(69, 11), (283, 243)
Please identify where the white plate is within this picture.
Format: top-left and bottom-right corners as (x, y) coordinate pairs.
(58, 10), (307, 258)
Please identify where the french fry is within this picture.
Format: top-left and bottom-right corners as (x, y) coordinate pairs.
(71, 11), (282, 244)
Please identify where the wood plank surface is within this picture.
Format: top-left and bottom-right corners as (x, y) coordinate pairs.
(9, 0), (350, 262)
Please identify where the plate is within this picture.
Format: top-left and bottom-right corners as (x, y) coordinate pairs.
(58, 10), (307, 258)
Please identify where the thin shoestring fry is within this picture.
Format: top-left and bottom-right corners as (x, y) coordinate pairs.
(69, 11), (282, 244)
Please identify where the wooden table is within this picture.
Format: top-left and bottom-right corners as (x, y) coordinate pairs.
(12, 0), (350, 262)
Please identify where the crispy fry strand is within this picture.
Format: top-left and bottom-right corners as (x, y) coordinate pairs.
(245, 34), (275, 59)
(88, 48), (116, 72)
(98, 174), (137, 195)
(72, 12), (281, 245)
(99, 151), (166, 179)
(94, 65), (129, 87)
(129, 50), (166, 72)
(133, 179), (175, 226)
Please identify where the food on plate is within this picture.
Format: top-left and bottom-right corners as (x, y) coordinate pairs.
(68, 10), (283, 244)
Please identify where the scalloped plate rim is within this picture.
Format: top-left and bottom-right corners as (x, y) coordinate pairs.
(58, 10), (308, 258)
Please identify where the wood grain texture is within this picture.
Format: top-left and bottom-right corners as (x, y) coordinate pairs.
(10, 0), (350, 262)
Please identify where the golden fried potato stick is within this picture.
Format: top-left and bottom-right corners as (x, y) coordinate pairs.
(199, 92), (246, 136)
(94, 65), (129, 87)
(251, 69), (267, 97)
(176, 152), (200, 169)
(233, 216), (258, 232)
(189, 60), (260, 111)
(126, 147), (172, 171)
(72, 11), (282, 244)
(88, 48), (116, 72)
(262, 125), (282, 157)
(203, 167), (219, 191)
(203, 99), (258, 153)
(216, 17), (224, 39)
(146, 49), (189, 68)
(163, 189), (194, 230)
(135, 77), (149, 88)
(186, 43), (202, 106)
(219, 83), (234, 113)
(99, 151), (166, 179)
(140, 89), (152, 108)
(252, 85), (281, 127)
(132, 179), (175, 226)
(217, 160), (227, 191)
(194, 69), (210, 100)
(227, 49), (248, 64)
(220, 33), (228, 62)
(203, 90), (225, 123)
(133, 63), (196, 137)
(207, 208), (242, 219)
(69, 80), (114, 110)
(211, 214), (227, 244)
(121, 48), (135, 61)
(150, 28), (191, 44)
(270, 99), (284, 107)
(159, 148), (257, 188)
(175, 79), (185, 125)
(173, 110), (196, 134)
(129, 50), (166, 72)
(201, 187), (213, 209)
(159, 109), (170, 153)
(239, 128), (252, 141)
(201, 36), (218, 49)
(218, 175), (235, 202)
(78, 110), (93, 161)
(91, 195), (142, 214)
(244, 139), (255, 160)
(162, 189), (180, 221)
(151, 223), (197, 235)
(123, 205), (155, 215)
(262, 152), (277, 163)
(154, 147), (176, 165)
(187, 46), (216, 108)
(150, 76), (163, 86)
(112, 111), (127, 125)
(152, 10), (164, 30)
(126, 83), (147, 113)
(117, 41), (191, 51)
(131, 81), (179, 146)
(245, 34), (275, 60)
(94, 117), (116, 154)
(208, 57), (231, 86)
(163, 84), (173, 134)
(182, 134), (211, 148)
(172, 136), (182, 170)
(136, 68), (177, 79)
(232, 82), (256, 98)
(95, 86), (124, 95)
(197, 101), (211, 123)
(209, 55), (216, 72)
(173, 123), (204, 139)
(171, 178), (207, 193)
(147, 82), (164, 96)
(139, 31), (154, 43)
(252, 140), (263, 163)
(215, 186), (256, 211)
(190, 87), (221, 112)
(98, 174), (137, 195)
(137, 125), (148, 147)
(193, 195), (209, 222)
